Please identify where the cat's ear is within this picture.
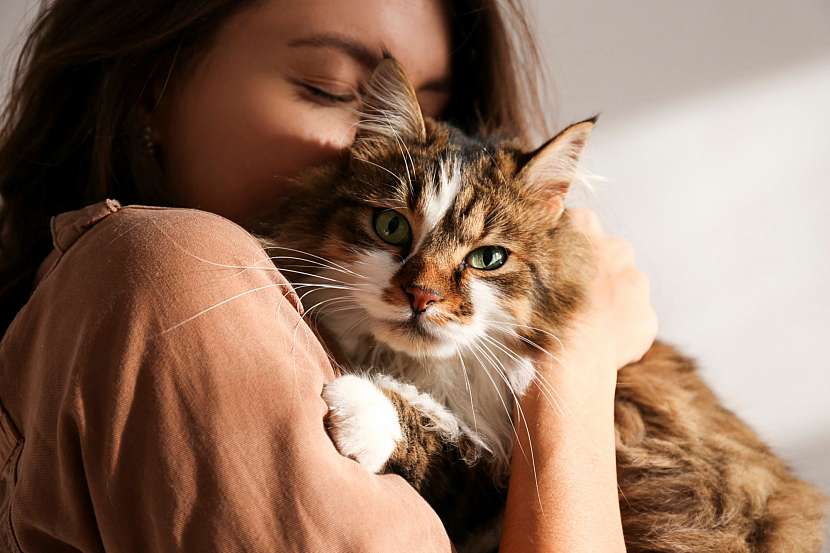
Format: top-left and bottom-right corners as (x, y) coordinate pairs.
(516, 116), (597, 219)
(353, 57), (427, 151)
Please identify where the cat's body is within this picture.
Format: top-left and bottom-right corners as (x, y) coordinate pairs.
(256, 59), (825, 552)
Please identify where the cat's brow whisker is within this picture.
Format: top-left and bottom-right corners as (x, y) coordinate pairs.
(352, 156), (406, 186)
(262, 245), (367, 279)
(389, 124), (413, 189)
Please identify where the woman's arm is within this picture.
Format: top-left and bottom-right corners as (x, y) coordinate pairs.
(2, 205), (451, 553)
(500, 208), (658, 553)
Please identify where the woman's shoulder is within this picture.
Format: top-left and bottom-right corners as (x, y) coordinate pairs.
(76, 203), (263, 258)
(35, 201), (302, 325)
(49, 202), (264, 277)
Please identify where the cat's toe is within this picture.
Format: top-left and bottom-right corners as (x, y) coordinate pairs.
(322, 374), (402, 473)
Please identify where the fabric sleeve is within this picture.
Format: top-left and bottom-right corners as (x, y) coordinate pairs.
(12, 207), (452, 552)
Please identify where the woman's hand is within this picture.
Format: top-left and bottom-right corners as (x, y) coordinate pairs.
(500, 208), (656, 553)
(559, 208), (658, 391)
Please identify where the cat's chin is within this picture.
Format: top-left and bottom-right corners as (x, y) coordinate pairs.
(370, 320), (458, 359)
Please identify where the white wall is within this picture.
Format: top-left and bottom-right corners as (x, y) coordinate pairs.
(529, 0), (830, 543)
(2, 0), (828, 544)
(0, 0), (32, 103)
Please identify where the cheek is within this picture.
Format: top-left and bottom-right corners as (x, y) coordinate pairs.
(160, 74), (356, 223)
(351, 249), (411, 320)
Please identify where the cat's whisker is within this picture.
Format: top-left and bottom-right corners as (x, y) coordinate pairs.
(529, 370), (573, 420)
(300, 296), (351, 326)
(479, 334), (568, 419)
(479, 335), (564, 419)
(269, 255), (369, 280)
(159, 282), (292, 335)
(262, 245), (368, 280)
(277, 264), (372, 283)
(289, 283), (360, 294)
(475, 339), (544, 513)
(288, 279), (369, 292)
(466, 340), (526, 462)
(277, 268), (360, 286)
(320, 304), (364, 318)
(483, 319), (566, 353)
(335, 314), (370, 347)
(307, 295), (354, 320)
(454, 343), (478, 434)
(489, 325), (566, 366)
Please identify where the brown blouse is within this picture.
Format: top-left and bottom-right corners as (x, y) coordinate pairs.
(0, 201), (451, 552)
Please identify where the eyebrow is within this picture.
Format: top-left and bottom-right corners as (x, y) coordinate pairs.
(288, 32), (451, 94)
(288, 32), (383, 70)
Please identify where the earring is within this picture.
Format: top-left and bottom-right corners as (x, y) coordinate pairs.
(143, 124), (156, 157)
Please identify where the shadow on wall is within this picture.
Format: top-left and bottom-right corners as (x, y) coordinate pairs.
(530, 0), (830, 121)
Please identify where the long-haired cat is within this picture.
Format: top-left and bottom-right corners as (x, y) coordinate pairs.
(256, 59), (825, 552)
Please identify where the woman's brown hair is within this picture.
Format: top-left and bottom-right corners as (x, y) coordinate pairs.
(0, 0), (548, 333)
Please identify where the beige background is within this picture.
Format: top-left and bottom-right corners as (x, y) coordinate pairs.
(2, 0), (829, 546)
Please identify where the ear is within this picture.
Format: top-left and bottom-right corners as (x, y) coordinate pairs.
(517, 116), (597, 219)
(353, 57), (426, 151)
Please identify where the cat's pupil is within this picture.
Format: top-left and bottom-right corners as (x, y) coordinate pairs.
(483, 249), (494, 265)
(387, 217), (399, 234)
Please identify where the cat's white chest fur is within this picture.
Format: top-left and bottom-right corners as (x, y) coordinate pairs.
(340, 332), (536, 471)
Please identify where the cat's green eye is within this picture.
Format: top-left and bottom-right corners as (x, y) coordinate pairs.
(467, 246), (508, 270)
(373, 209), (411, 246)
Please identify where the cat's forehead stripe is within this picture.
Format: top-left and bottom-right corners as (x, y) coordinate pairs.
(421, 155), (461, 233)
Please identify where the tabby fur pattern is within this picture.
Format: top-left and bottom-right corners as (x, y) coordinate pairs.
(256, 59), (826, 552)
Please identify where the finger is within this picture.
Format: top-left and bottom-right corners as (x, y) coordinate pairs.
(605, 236), (636, 267)
(568, 208), (604, 235)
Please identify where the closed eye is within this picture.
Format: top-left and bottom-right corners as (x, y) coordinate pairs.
(293, 79), (357, 105)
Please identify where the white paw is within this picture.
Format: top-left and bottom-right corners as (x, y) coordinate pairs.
(322, 374), (403, 473)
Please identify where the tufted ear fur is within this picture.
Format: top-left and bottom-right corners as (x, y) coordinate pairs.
(516, 116), (597, 220)
(353, 57), (426, 154)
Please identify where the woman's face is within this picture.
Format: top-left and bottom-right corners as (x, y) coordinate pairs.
(153, 0), (451, 224)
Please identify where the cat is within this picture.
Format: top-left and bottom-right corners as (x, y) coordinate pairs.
(255, 59), (826, 552)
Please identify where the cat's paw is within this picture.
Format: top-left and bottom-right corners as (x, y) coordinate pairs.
(322, 374), (403, 473)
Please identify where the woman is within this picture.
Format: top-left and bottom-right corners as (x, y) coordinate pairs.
(0, 1), (656, 551)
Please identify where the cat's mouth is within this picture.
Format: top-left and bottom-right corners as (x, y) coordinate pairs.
(370, 314), (458, 358)
(395, 316), (437, 337)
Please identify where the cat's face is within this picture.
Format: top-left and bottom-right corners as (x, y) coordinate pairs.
(267, 60), (594, 362)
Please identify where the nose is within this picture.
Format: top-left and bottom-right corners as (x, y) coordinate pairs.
(404, 285), (442, 314)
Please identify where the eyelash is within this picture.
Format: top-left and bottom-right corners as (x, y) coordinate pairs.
(300, 83), (356, 105)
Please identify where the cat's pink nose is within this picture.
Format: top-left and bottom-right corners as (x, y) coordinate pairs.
(404, 285), (441, 314)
